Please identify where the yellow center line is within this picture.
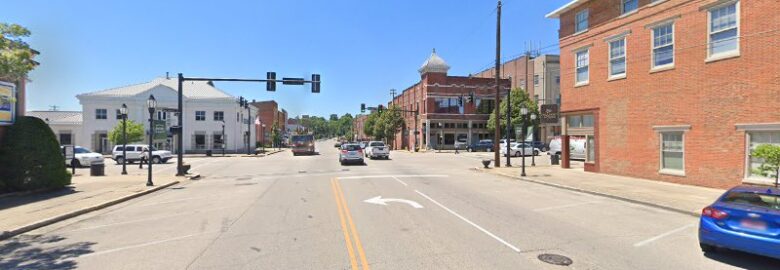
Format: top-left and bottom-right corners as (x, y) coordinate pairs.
(331, 178), (359, 270)
(334, 178), (371, 270)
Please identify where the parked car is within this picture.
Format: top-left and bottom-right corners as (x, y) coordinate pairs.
(454, 134), (469, 150)
(334, 142), (342, 148)
(339, 143), (364, 165)
(359, 141), (369, 149)
(526, 141), (548, 152)
(699, 185), (780, 260)
(548, 136), (586, 160)
(112, 145), (173, 164)
(61, 146), (104, 167)
(467, 140), (494, 152)
(365, 141), (389, 159)
(500, 142), (540, 157)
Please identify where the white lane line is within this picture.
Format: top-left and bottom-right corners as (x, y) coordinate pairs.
(633, 223), (696, 247)
(338, 174), (448, 180)
(391, 176), (408, 187)
(533, 201), (600, 212)
(79, 230), (221, 258)
(414, 190), (521, 252)
(63, 206), (238, 233)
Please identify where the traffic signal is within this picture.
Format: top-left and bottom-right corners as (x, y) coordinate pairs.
(266, 72), (276, 91)
(458, 95), (464, 106)
(378, 105), (384, 113)
(468, 92), (475, 103)
(311, 74), (321, 93)
(361, 103), (366, 113)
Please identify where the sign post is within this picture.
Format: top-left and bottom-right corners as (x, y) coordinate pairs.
(63, 145), (75, 175)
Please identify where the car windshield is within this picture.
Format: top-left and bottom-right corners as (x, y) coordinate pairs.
(74, 147), (92, 154)
(292, 135), (314, 143)
(721, 191), (780, 210)
(369, 142), (384, 147)
(342, 144), (361, 151)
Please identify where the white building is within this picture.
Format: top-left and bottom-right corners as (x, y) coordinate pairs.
(26, 111), (83, 146)
(76, 77), (257, 154)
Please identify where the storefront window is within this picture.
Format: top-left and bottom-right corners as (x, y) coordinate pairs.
(748, 131), (780, 179)
(586, 135), (596, 162)
(434, 98), (462, 114)
(475, 98), (495, 114)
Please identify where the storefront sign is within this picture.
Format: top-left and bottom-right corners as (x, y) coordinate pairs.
(540, 104), (560, 125)
(0, 81), (16, 126)
(153, 120), (167, 141)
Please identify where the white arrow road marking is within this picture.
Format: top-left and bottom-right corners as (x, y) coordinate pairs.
(364, 196), (424, 209)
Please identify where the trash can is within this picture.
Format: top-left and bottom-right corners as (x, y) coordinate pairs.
(206, 150), (212, 157)
(90, 161), (105, 176)
(550, 154), (560, 165)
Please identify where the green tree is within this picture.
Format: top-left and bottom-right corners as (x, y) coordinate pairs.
(752, 144), (780, 187)
(487, 88), (539, 138)
(0, 23), (38, 82)
(271, 122), (281, 148)
(0, 116), (71, 192)
(380, 105), (405, 144)
(363, 112), (379, 138)
(108, 120), (145, 145)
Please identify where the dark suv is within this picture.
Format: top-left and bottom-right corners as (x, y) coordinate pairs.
(467, 140), (494, 152)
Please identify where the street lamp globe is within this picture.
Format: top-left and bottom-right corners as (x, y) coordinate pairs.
(120, 103), (128, 116)
(520, 105), (529, 116)
(530, 113), (537, 120)
(147, 95), (157, 113)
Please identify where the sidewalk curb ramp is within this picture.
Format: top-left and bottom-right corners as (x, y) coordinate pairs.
(0, 180), (180, 241)
(476, 168), (701, 217)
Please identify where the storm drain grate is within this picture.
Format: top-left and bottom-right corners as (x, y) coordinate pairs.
(537, 253), (572, 266)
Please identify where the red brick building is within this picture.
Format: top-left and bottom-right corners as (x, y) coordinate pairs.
(353, 114), (370, 141)
(547, 0), (780, 188)
(251, 100), (286, 145)
(390, 49), (510, 151)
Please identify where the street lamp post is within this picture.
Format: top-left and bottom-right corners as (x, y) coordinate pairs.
(531, 113), (537, 167)
(261, 123), (266, 154)
(120, 103), (128, 175)
(146, 95), (157, 186)
(505, 77), (512, 167)
(519, 104), (537, 177)
(438, 122), (443, 153)
(221, 120), (226, 156)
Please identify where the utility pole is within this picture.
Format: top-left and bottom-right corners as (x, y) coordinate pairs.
(493, 0), (502, 168)
(390, 88), (397, 106)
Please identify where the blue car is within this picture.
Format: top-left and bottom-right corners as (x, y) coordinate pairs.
(699, 185), (780, 260)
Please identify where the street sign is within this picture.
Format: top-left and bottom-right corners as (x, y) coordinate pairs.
(540, 104), (560, 125)
(282, 77), (305, 85)
(153, 120), (167, 141)
(0, 81), (16, 126)
(63, 145), (74, 160)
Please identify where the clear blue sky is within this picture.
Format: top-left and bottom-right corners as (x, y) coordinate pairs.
(6, 0), (565, 118)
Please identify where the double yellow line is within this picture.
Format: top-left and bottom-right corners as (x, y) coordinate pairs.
(330, 178), (370, 270)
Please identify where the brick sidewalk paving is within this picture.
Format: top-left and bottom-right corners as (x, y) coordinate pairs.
(0, 173), (178, 240)
(479, 160), (726, 217)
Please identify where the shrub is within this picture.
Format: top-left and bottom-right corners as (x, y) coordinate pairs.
(0, 116), (72, 192)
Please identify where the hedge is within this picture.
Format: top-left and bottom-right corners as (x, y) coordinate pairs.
(0, 116), (72, 192)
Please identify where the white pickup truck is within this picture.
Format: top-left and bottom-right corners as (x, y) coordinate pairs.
(365, 141), (389, 159)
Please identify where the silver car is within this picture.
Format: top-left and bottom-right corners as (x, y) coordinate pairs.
(339, 143), (364, 165)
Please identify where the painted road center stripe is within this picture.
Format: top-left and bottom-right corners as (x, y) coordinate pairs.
(331, 178), (370, 270)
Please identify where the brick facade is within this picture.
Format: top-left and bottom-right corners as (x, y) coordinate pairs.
(548, 0), (780, 188)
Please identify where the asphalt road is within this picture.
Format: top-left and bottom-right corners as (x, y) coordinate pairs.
(2, 139), (778, 269)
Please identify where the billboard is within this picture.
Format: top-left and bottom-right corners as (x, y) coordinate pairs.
(0, 81), (16, 126)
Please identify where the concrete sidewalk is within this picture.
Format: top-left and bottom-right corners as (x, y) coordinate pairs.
(0, 173), (179, 240)
(478, 159), (726, 217)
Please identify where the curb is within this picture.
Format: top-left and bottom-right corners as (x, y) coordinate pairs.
(476, 168), (700, 217)
(0, 180), (180, 241)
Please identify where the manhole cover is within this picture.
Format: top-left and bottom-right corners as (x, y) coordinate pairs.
(537, 253), (572, 266)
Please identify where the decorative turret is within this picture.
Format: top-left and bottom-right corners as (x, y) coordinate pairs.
(418, 48), (450, 75)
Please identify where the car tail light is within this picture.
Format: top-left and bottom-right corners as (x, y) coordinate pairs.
(358, 149), (363, 153)
(702, 206), (728, 220)
(341, 150), (348, 154)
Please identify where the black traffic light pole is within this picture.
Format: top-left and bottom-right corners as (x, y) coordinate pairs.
(175, 72), (321, 176)
(361, 103), (420, 151)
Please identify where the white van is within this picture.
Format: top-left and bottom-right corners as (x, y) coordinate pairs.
(548, 136), (586, 160)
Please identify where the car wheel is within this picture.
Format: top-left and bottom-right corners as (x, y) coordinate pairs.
(115, 156), (125, 165)
(152, 156), (162, 164)
(514, 152), (521, 157)
(700, 243), (716, 253)
(534, 150), (539, 156)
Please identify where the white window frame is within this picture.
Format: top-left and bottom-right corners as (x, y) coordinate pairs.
(737, 123), (780, 183)
(653, 125), (690, 176)
(96, 109), (107, 120)
(651, 22), (675, 70)
(213, 111), (224, 122)
(621, 0), (639, 15)
(608, 37), (627, 80)
(195, 111), (206, 121)
(706, 0), (740, 62)
(575, 9), (589, 34)
(574, 48), (590, 86)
